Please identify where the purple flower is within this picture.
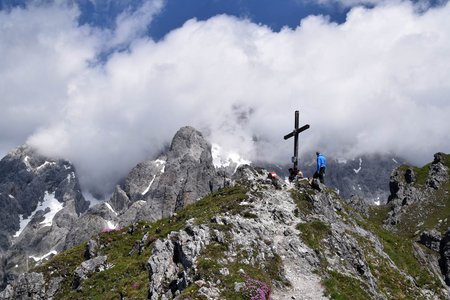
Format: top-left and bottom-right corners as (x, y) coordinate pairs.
(243, 276), (272, 300)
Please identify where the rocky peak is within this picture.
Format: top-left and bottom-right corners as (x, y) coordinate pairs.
(0, 145), (89, 288)
(427, 152), (449, 189)
(168, 126), (212, 163)
(386, 153), (449, 225)
(107, 126), (221, 225)
(64, 126), (222, 249)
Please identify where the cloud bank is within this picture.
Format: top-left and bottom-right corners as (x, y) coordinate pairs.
(1, 1), (449, 194)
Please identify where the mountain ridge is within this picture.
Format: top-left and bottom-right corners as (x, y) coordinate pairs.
(0, 127), (448, 299)
(0, 151), (448, 299)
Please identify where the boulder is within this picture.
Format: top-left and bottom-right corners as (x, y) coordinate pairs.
(427, 153), (449, 189)
(0, 272), (45, 300)
(72, 255), (108, 290)
(419, 230), (441, 252)
(147, 221), (211, 299)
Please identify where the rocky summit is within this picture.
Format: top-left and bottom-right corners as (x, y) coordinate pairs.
(0, 126), (448, 299)
(0, 145), (89, 288)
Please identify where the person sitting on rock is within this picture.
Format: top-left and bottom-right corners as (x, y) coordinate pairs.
(268, 171), (282, 190)
(288, 167), (299, 182)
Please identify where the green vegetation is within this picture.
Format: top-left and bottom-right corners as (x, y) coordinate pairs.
(297, 220), (330, 252)
(290, 189), (314, 216)
(397, 164), (430, 187)
(33, 185), (250, 300)
(194, 241), (285, 299)
(323, 271), (371, 300)
(353, 233), (424, 300)
(357, 190), (448, 298)
(296, 219), (373, 299)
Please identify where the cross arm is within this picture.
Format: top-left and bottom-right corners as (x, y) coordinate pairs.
(283, 124), (310, 140)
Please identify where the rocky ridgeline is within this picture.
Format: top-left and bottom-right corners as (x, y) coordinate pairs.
(260, 153), (403, 204)
(387, 152), (449, 224)
(0, 126), (449, 299)
(64, 126), (223, 249)
(1, 158), (449, 299)
(386, 152), (450, 289)
(0, 146), (89, 287)
(0, 127), (224, 289)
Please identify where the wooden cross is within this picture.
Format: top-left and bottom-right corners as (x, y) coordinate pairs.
(283, 110), (310, 171)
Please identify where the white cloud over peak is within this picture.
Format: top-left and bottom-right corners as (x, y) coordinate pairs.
(0, 1), (449, 194)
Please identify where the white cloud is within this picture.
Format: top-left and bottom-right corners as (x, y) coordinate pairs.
(1, 1), (449, 195)
(311, 0), (446, 9)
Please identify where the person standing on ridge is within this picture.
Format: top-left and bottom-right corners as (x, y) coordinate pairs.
(315, 152), (326, 184)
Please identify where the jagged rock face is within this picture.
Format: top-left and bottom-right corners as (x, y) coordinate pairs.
(427, 152), (449, 189)
(64, 203), (119, 249)
(0, 272), (62, 300)
(440, 230), (450, 286)
(0, 146), (89, 289)
(0, 272), (46, 300)
(420, 230), (442, 252)
(63, 126), (221, 252)
(386, 168), (424, 225)
(0, 146), (88, 250)
(147, 221), (211, 299)
(148, 126), (218, 214)
(109, 126), (220, 225)
(386, 153), (449, 225)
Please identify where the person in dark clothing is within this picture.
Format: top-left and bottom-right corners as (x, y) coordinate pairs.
(314, 152), (326, 184)
(288, 167), (299, 182)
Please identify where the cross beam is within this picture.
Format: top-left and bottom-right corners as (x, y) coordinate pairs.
(283, 110), (310, 170)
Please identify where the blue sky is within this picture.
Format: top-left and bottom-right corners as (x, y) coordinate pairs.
(1, 0), (449, 193)
(77, 0), (349, 40)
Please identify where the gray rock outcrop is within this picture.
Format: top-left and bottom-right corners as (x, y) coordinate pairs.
(386, 153), (449, 225)
(440, 229), (450, 285)
(72, 255), (108, 290)
(420, 230), (442, 252)
(0, 145), (89, 288)
(147, 221), (211, 299)
(0, 272), (46, 300)
(108, 126), (222, 225)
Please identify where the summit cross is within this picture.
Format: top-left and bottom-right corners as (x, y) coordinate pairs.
(283, 110), (310, 171)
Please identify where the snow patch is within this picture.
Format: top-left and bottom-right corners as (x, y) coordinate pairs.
(105, 220), (118, 231)
(155, 159), (166, 173)
(374, 200), (381, 206)
(211, 144), (251, 173)
(23, 156), (32, 172)
(39, 191), (64, 227)
(392, 158), (399, 164)
(66, 172), (75, 183)
(36, 161), (56, 171)
(14, 214), (30, 238)
(29, 250), (58, 262)
(105, 202), (118, 216)
(8, 194), (14, 199)
(353, 158), (363, 174)
(337, 158), (347, 164)
(13, 191), (63, 237)
(142, 175), (156, 195)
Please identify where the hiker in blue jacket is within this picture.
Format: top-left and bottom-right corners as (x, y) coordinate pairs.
(314, 152), (326, 184)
